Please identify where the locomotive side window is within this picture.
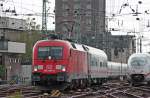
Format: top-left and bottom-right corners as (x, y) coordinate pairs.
(71, 43), (76, 49)
(38, 46), (63, 59)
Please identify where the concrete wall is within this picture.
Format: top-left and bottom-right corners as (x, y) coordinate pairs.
(55, 0), (106, 49)
(20, 65), (32, 84)
(8, 42), (25, 53)
(0, 41), (26, 53)
(0, 17), (26, 30)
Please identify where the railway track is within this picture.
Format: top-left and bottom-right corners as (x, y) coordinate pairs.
(61, 81), (150, 98)
(0, 84), (42, 98)
(1, 81), (150, 98)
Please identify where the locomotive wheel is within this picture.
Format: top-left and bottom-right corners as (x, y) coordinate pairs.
(131, 82), (135, 86)
(69, 83), (74, 89)
(69, 80), (76, 90)
(98, 79), (102, 85)
(32, 81), (35, 86)
(80, 79), (86, 89)
(32, 81), (39, 86)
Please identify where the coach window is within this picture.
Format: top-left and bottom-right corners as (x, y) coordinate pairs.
(100, 62), (102, 67)
(98, 61), (100, 67)
(102, 62), (103, 67)
(105, 62), (108, 67)
(96, 62), (97, 66)
(94, 61), (96, 66)
(91, 61), (94, 66)
(102, 62), (104, 67)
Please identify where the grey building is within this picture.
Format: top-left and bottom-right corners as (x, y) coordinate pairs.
(55, 0), (106, 49)
(105, 34), (136, 63)
(0, 17), (27, 41)
(0, 17), (26, 81)
(112, 35), (136, 63)
(55, 0), (136, 63)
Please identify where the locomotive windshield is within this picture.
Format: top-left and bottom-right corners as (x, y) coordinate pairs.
(38, 46), (63, 59)
(130, 57), (147, 66)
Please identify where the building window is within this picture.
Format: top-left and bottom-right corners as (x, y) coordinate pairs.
(86, 4), (91, 9)
(0, 41), (8, 50)
(62, 0), (67, 1)
(62, 26), (67, 31)
(87, 0), (91, 4)
(74, 4), (80, 9)
(86, 18), (91, 25)
(62, 4), (69, 10)
(17, 59), (20, 63)
(86, 11), (91, 16)
(74, 0), (80, 2)
(0, 56), (2, 65)
(63, 12), (69, 16)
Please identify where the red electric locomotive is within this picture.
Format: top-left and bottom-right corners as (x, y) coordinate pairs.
(32, 39), (108, 88)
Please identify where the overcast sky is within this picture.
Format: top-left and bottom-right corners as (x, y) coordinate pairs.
(2, 0), (150, 32)
(106, 0), (150, 52)
(106, 0), (150, 32)
(0, 0), (55, 30)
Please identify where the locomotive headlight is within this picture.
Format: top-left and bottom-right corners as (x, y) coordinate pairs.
(61, 66), (66, 72)
(56, 65), (66, 71)
(34, 66), (38, 71)
(34, 68), (38, 71)
(34, 65), (43, 71)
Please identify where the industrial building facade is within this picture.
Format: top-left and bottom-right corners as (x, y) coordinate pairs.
(55, 0), (106, 49)
(109, 34), (136, 63)
(0, 17), (26, 81)
(55, 0), (136, 63)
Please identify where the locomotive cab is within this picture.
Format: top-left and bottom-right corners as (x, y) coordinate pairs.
(32, 40), (70, 85)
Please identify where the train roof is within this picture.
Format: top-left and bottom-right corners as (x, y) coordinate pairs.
(129, 53), (150, 59)
(33, 39), (71, 48)
(34, 39), (70, 45)
(84, 45), (107, 58)
(34, 39), (107, 57)
(128, 53), (150, 64)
